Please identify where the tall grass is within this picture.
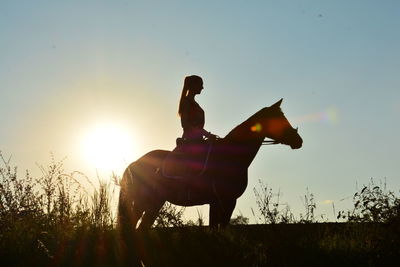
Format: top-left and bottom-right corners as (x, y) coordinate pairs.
(253, 179), (296, 224)
(1, 151), (399, 266)
(0, 152), (117, 265)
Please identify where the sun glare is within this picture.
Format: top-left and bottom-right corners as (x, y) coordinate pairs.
(81, 122), (137, 176)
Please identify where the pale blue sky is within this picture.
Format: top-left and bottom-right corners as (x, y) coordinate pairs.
(1, 0), (399, 222)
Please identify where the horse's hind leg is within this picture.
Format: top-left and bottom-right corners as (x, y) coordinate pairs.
(118, 191), (138, 233)
(117, 195), (144, 266)
(137, 199), (165, 231)
(131, 202), (145, 229)
(117, 177), (145, 233)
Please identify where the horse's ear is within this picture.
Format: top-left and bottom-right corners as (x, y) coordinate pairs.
(271, 98), (283, 108)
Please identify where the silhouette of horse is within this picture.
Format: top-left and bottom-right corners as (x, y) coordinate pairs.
(117, 99), (302, 231)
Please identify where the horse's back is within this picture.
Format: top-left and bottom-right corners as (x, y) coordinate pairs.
(125, 149), (170, 172)
(121, 149), (171, 191)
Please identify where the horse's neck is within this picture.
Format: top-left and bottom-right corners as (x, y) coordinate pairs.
(224, 113), (265, 142)
(222, 120), (264, 168)
(224, 107), (270, 141)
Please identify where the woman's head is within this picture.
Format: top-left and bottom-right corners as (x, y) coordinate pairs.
(178, 75), (203, 116)
(183, 75), (203, 95)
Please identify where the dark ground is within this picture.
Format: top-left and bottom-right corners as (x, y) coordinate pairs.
(3, 222), (398, 267)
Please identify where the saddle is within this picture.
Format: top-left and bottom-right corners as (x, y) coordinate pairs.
(162, 138), (213, 179)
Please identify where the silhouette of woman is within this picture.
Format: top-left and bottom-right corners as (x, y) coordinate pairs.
(178, 75), (217, 141)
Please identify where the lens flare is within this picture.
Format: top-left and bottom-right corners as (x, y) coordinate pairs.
(251, 123), (262, 132)
(294, 107), (339, 125)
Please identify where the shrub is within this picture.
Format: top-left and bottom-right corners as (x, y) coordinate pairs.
(154, 202), (185, 228)
(253, 180), (295, 224)
(338, 178), (400, 223)
(230, 214), (249, 225)
(298, 188), (317, 223)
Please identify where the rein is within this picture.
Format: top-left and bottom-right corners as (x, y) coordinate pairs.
(262, 139), (281, 145)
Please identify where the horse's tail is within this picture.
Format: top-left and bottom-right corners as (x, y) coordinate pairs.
(117, 163), (136, 234)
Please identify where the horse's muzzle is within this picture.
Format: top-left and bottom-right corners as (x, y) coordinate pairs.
(290, 138), (303, 149)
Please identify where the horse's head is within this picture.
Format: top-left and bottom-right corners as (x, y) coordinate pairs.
(251, 99), (303, 149)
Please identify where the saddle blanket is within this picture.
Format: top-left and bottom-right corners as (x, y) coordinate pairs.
(162, 142), (212, 178)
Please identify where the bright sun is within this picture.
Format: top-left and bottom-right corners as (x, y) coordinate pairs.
(81, 122), (137, 175)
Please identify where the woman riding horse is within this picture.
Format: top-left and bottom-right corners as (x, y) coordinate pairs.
(178, 75), (217, 141)
(117, 78), (303, 233)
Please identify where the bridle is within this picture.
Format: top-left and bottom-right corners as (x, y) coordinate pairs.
(262, 127), (299, 146)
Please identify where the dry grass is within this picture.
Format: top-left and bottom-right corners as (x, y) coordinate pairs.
(1, 152), (399, 266)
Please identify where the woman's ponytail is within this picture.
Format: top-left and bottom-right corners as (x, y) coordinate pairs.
(178, 75), (202, 116)
(178, 85), (189, 116)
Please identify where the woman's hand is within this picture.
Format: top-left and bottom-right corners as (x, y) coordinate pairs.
(205, 131), (219, 141)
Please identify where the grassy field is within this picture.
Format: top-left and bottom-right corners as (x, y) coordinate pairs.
(128, 223), (399, 267)
(2, 222), (399, 266)
(1, 153), (399, 266)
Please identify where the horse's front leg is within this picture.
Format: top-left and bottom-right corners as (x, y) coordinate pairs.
(209, 202), (221, 229)
(209, 199), (237, 229)
(220, 199), (236, 227)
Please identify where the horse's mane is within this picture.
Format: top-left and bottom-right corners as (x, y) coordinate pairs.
(224, 106), (281, 141)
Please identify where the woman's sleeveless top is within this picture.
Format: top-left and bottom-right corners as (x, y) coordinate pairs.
(180, 98), (205, 140)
